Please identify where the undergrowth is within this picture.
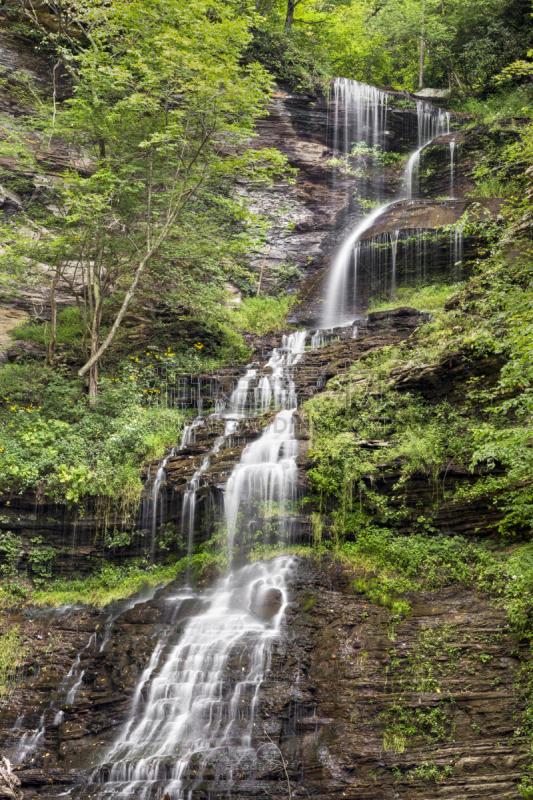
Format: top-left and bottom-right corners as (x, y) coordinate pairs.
(230, 295), (297, 335)
(0, 626), (28, 701)
(449, 85), (533, 122)
(30, 561), (189, 608)
(369, 282), (464, 313)
(0, 360), (185, 505)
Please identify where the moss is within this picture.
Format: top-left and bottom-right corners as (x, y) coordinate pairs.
(369, 282), (464, 313)
(0, 625), (28, 699)
(30, 560), (189, 608)
(230, 295), (297, 335)
(300, 590), (316, 612)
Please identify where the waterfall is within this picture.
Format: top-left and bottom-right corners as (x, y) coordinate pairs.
(450, 140), (455, 195)
(452, 224), (463, 280)
(83, 78), (463, 800)
(324, 227), (464, 313)
(149, 450), (176, 563)
(88, 330), (310, 800)
(390, 230), (399, 295)
(323, 85), (452, 327)
(322, 202), (394, 328)
(13, 713), (45, 765)
(329, 78), (390, 204)
(92, 560), (294, 799)
(331, 77), (389, 156)
(224, 331), (306, 561)
(403, 100), (450, 199)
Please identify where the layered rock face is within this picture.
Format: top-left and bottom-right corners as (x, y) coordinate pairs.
(0, 558), (526, 800)
(235, 91), (474, 301)
(0, 305), (526, 800)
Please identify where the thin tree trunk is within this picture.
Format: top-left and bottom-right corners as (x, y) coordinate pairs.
(419, 0), (426, 90)
(78, 196), (189, 380)
(89, 361), (98, 402)
(285, 0), (295, 30)
(47, 271), (59, 366)
(448, 60), (464, 88)
(88, 306), (101, 403)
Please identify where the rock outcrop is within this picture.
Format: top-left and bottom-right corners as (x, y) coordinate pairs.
(0, 559), (527, 800)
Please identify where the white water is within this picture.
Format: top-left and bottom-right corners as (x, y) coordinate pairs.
(403, 100), (450, 199)
(322, 83), (452, 327)
(89, 330), (310, 800)
(322, 201), (394, 328)
(89, 78), (459, 800)
(390, 230), (400, 295)
(450, 140), (455, 195)
(93, 558), (294, 799)
(224, 331), (306, 561)
(13, 713), (45, 764)
(331, 77), (389, 156)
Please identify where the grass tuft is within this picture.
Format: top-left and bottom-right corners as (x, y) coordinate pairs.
(469, 178), (521, 198)
(0, 626), (28, 700)
(369, 282), (464, 313)
(30, 561), (189, 608)
(231, 295), (297, 335)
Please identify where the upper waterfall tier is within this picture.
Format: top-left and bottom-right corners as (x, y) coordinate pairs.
(322, 78), (453, 328)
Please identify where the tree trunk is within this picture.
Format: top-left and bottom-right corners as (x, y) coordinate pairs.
(47, 272), (59, 366)
(419, 0), (426, 89)
(88, 306), (101, 403)
(89, 361), (98, 402)
(284, 0), (295, 30)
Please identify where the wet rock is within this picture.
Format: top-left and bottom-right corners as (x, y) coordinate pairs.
(0, 558), (527, 799)
(249, 586), (283, 620)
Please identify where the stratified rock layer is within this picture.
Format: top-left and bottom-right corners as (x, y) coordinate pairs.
(0, 560), (527, 800)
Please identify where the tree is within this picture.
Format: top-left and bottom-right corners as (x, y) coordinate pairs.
(10, 0), (289, 400)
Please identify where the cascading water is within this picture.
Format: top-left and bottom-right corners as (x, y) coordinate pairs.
(91, 560), (294, 800)
(337, 227), (465, 304)
(403, 100), (450, 199)
(452, 224), (463, 279)
(450, 139), (456, 195)
(81, 78), (463, 800)
(330, 77), (389, 156)
(322, 201), (393, 327)
(390, 230), (399, 295)
(85, 332), (311, 800)
(323, 81), (453, 327)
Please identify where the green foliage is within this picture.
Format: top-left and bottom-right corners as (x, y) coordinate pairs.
(230, 295), (297, 334)
(269, 0), (533, 93)
(28, 536), (56, 586)
(0, 531), (24, 581)
(32, 560), (189, 608)
(305, 365), (473, 535)
(341, 527), (503, 597)
(469, 177), (521, 198)
(405, 761), (453, 783)
(1, 0), (292, 393)
(0, 363), (54, 406)
(13, 306), (86, 347)
(369, 282), (464, 313)
(452, 85), (533, 122)
(0, 626), (28, 701)
(243, 27), (331, 92)
(353, 576), (411, 614)
(0, 362), (185, 505)
(383, 700), (454, 748)
(349, 142), (404, 166)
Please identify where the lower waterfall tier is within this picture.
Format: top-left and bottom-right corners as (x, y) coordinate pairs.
(1, 558), (526, 800)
